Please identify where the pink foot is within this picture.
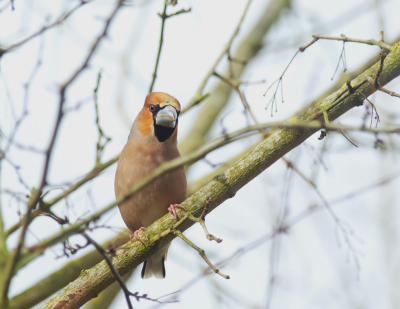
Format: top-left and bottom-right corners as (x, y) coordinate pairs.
(168, 204), (183, 220)
(129, 227), (146, 242)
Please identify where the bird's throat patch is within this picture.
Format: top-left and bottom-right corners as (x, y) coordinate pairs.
(154, 124), (176, 142)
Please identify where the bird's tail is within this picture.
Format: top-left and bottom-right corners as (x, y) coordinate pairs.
(141, 256), (165, 279)
(141, 243), (170, 279)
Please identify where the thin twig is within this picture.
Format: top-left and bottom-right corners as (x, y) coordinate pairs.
(263, 50), (300, 115)
(212, 71), (264, 124)
(339, 130), (358, 148)
(148, 2), (168, 93)
(356, 89), (380, 128)
(166, 7), (191, 18)
(173, 230), (229, 279)
(331, 41), (347, 80)
(63, 95), (94, 113)
(3, 157), (30, 191)
(93, 70), (111, 167)
(2, 140), (44, 154)
(312, 34), (393, 50)
(374, 87), (400, 98)
(283, 158), (362, 273)
(263, 35), (327, 115)
(148, 2), (191, 93)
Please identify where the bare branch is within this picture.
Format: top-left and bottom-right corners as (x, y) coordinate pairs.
(212, 71), (264, 124)
(331, 41), (347, 80)
(148, 2), (191, 93)
(263, 50), (300, 115)
(312, 33), (393, 50)
(93, 71), (112, 167)
(373, 86), (400, 98)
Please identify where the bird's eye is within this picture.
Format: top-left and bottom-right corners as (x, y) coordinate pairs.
(149, 104), (155, 112)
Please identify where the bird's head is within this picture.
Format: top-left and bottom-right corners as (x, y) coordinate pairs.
(133, 92), (181, 143)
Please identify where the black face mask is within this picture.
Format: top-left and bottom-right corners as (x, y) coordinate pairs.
(150, 105), (179, 142)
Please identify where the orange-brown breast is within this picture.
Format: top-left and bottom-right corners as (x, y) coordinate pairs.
(114, 139), (187, 232)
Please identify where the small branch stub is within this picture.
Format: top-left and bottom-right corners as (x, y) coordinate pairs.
(375, 53), (386, 88)
(346, 81), (355, 94)
(365, 53), (400, 99)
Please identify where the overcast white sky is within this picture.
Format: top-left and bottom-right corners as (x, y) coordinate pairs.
(1, 0), (400, 308)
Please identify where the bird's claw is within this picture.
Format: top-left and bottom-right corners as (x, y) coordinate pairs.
(129, 227), (146, 242)
(168, 204), (183, 221)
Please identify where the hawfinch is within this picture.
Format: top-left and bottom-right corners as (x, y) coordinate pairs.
(115, 92), (187, 279)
